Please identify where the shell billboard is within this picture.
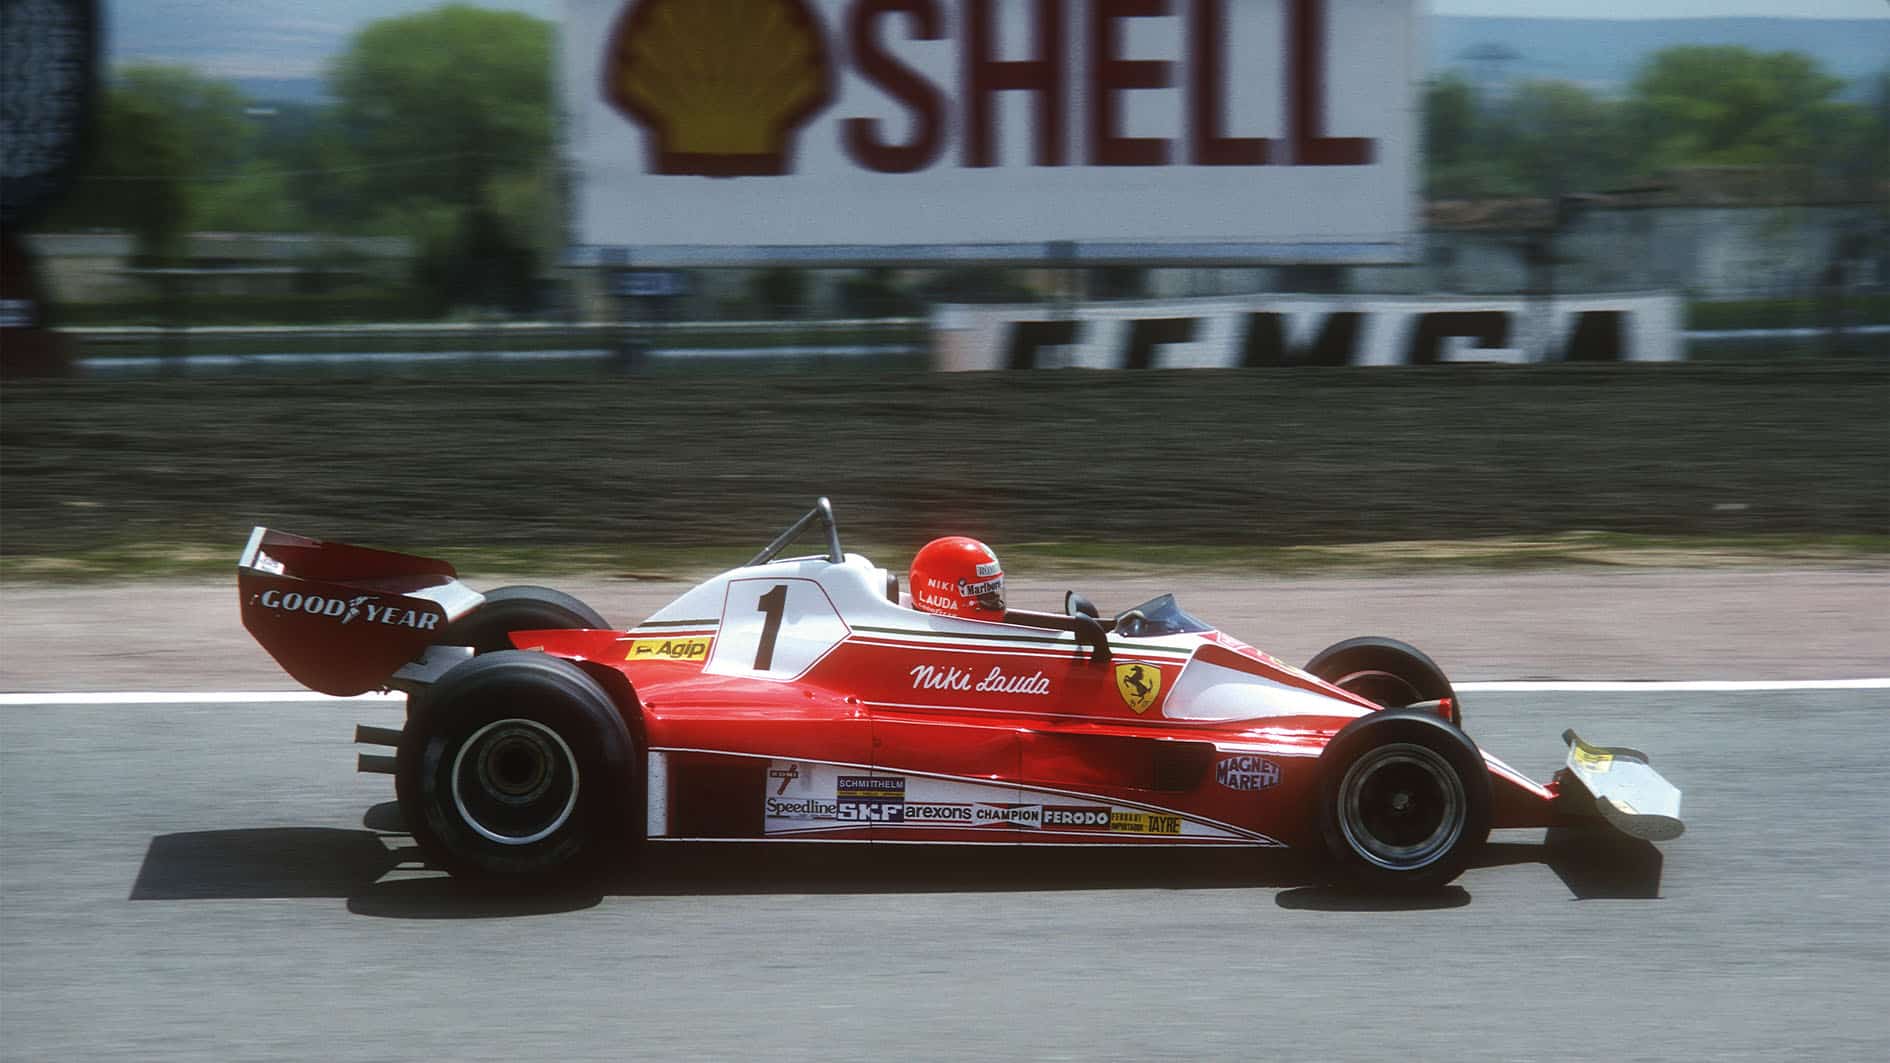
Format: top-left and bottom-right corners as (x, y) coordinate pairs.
(565, 0), (1418, 265)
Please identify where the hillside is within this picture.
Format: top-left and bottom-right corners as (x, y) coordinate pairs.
(1431, 17), (1890, 91)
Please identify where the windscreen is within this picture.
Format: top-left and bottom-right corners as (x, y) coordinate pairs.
(1113, 594), (1214, 639)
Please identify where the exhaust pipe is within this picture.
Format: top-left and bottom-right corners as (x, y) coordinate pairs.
(354, 724), (403, 747)
(357, 753), (397, 775)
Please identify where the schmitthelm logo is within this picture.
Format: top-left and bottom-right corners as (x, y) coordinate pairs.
(603, 0), (835, 177)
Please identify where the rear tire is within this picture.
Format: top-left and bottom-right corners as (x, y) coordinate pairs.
(436, 585), (610, 654)
(1317, 709), (1491, 891)
(396, 650), (635, 882)
(1305, 636), (1461, 726)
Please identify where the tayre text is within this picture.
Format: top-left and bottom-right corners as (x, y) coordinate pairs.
(1215, 754), (1281, 792)
(1111, 811), (1183, 834)
(255, 589), (439, 630)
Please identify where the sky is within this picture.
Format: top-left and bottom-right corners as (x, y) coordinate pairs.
(110, 0), (1890, 80)
(1436, 1), (1887, 14)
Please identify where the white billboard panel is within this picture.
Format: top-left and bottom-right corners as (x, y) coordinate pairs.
(562, 0), (1419, 265)
(931, 292), (1686, 368)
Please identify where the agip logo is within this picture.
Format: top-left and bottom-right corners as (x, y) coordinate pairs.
(603, 0), (835, 177)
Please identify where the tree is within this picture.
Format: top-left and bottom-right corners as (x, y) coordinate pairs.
(1424, 72), (1479, 175)
(1829, 66), (1890, 187)
(114, 64), (254, 178)
(327, 4), (557, 310)
(251, 101), (359, 229)
(329, 4), (554, 216)
(1499, 80), (1633, 197)
(45, 64), (257, 256)
(1626, 46), (1849, 172)
(1421, 72), (1495, 198)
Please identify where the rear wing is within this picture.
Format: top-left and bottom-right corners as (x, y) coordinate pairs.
(238, 527), (484, 696)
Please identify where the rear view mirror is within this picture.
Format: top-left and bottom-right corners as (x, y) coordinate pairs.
(1065, 591), (1100, 619)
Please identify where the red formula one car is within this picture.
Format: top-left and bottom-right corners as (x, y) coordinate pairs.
(239, 499), (1683, 891)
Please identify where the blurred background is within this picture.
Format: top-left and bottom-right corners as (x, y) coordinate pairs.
(1, 0), (1885, 577)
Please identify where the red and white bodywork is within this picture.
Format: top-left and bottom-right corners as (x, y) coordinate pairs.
(240, 502), (1681, 867)
(510, 551), (1557, 850)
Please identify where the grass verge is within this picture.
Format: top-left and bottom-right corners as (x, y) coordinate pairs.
(4, 533), (1884, 585)
(4, 363), (1885, 579)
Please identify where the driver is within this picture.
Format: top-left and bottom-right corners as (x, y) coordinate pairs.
(909, 536), (1005, 621)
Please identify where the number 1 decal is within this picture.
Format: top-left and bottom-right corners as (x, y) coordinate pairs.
(754, 584), (787, 671)
(706, 578), (848, 681)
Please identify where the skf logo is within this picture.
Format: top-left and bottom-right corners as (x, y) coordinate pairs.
(1114, 661), (1161, 714)
(604, 0), (835, 176)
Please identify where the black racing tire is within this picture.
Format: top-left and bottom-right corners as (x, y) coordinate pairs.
(1317, 709), (1492, 892)
(1305, 636), (1462, 726)
(395, 650), (635, 882)
(436, 585), (610, 655)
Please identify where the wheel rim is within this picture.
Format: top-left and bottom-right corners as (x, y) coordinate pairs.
(450, 718), (580, 846)
(1337, 742), (1465, 871)
(1334, 668), (1426, 708)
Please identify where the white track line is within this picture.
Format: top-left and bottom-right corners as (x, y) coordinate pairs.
(1458, 679), (1890, 693)
(0, 691), (404, 706)
(0, 679), (1885, 706)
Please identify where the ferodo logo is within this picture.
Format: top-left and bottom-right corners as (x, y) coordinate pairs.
(253, 589), (440, 630)
(598, 0), (1372, 177)
(1042, 805), (1109, 829)
(604, 0), (835, 176)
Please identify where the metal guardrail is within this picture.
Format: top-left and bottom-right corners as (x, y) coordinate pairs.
(69, 318), (926, 347)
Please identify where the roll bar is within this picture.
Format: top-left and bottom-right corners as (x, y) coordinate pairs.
(747, 497), (846, 566)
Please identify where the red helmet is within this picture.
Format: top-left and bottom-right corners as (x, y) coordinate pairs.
(909, 536), (1005, 620)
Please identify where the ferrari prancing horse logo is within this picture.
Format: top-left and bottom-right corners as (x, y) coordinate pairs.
(1114, 662), (1162, 714)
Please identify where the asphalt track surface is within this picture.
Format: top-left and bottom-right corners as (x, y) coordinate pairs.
(3, 688), (1885, 1062)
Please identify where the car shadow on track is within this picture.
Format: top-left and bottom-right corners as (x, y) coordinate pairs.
(128, 804), (1662, 919)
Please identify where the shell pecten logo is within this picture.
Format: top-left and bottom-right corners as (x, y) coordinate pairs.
(604, 0), (835, 177)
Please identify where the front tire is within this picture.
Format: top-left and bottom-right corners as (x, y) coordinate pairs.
(1305, 636), (1461, 726)
(1317, 709), (1491, 891)
(396, 650), (635, 881)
